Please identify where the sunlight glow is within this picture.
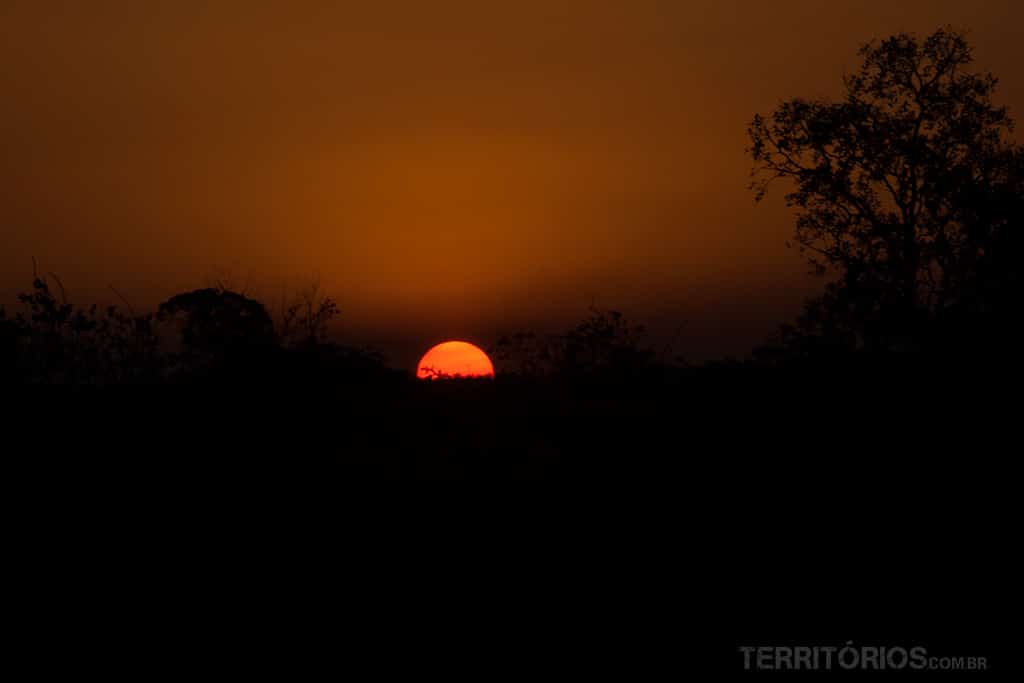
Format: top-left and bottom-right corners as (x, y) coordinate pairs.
(416, 341), (495, 379)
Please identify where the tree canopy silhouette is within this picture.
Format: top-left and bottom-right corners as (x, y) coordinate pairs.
(749, 27), (1023, 352)
(158, 288), (276, 377)
(158, 289), (275, 351)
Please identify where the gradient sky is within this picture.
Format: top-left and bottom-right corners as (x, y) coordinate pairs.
(2, 1), (1022, 368)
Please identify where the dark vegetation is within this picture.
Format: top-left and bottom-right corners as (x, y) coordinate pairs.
(749, 28), (1024, 371)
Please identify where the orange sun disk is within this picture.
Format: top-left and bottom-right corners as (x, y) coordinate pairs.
(417, 341), (495, 379)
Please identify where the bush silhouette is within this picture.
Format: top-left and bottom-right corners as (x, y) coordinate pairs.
(3, 271), (160, 383)
(492, 308), (656, 379)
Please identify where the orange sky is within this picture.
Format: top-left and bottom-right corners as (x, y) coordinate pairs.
(2, 1), (1022, 367)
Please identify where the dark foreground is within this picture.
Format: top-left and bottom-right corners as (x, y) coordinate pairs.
(6, 361), (1016, 675)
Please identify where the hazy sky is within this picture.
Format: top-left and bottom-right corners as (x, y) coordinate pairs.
(2, 1), (1022, 367)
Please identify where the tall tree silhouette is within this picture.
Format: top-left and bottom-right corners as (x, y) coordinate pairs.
(749, 27), (1022, 351)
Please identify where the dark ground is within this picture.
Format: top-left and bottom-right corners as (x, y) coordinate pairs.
(6, 361), (1016, 676)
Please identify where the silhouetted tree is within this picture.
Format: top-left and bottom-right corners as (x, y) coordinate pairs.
(491, 331), (560, 377)
(749, 27), (1023, 352)
(158, 288), (276, 377)
(493, 308), (655, 379)
(561, 308), (653, 377)
(278, 281), (340, 348)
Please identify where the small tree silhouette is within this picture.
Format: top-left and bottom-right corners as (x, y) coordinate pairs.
(278, 280), (339, 348)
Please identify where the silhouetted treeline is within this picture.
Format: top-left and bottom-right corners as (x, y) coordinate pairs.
(0, 271), (392, 386)
(1, 27), (1022, 484)
(4, 30), (1022, 387)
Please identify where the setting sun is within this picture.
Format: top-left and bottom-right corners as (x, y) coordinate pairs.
(416, 341), (495, 379)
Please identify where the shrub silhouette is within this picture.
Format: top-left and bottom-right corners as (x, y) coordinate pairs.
(4, 271), (160, 383)
(492, 308), (655, 379)
(561, 309), (654, 377)
(491, 331), (560, 377)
